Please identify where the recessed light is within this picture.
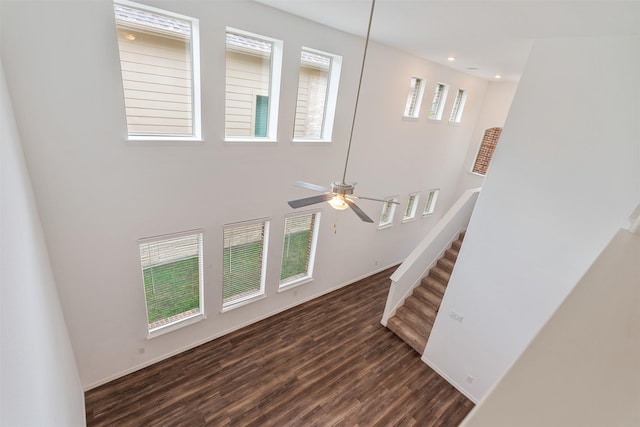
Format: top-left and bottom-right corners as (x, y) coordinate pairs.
(447, 56), (456, 62)
(494, 74), (502, 79)
(123, 32), (136, 41)
(466, 67), (478, 70)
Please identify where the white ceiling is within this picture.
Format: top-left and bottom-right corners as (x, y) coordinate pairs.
(254, 0), (640, 82)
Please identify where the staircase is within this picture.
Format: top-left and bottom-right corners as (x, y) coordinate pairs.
(387, 231), (465, 354)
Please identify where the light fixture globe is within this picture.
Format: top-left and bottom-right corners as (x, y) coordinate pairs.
(328, 195), (349, 210)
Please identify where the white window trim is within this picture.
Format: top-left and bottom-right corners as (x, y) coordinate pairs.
(423, 189), (440, 216)
(449, 89), (467, 124)
(138, 229), (205, 338)
(402, 192), (421, 223)
(115, 0), (202, 142)
(402, 77), (425, 119)
(279, 211), (321, 290)
(428, 82), (450, 121)
(378, 196), (399, 230)
(221, 218), (270, 311)
(293, 48), (342, 143)
(225, 28), (283, 143)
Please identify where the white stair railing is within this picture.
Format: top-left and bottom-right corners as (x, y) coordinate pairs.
(381, 188), (481, 326)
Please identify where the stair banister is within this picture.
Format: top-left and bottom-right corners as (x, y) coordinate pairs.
(382, 188), (481, 326)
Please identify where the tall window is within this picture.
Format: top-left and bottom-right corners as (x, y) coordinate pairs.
(449, 89), (468, 123)
(378, 197), (399, 229)
(223, 220), (269, 308)
(423, 189), (440, 216)
(280, 212), (321, 288)
(402, 193), (420, 222)
(114, 1), (200, 140)
(403, 77), (425, 118)
(428, 83), (449, 120)
(138, 231), (204, 335)
(294, 48), (342, 141)
(472, 127), (503, 175)
(225, 29), (283, 140)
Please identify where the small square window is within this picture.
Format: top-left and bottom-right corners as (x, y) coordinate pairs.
(138, 231), (204, 335)
(293, 48), (342, 141)
(423, 189), (440, 216)
(225, 29), (283, 141)
(449, 89), (468, 123)
(378, 197), (399, 229)
(402, 193), (420, 222)
(280, 212), (321, 288)
(403, 77), (425, 118)
(428, 83), (449, 120)
(223, 219), (269, 309)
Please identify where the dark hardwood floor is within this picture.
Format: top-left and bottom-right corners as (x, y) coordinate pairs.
(85, 267), (474, 426)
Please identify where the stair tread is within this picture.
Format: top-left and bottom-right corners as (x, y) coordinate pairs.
(430, 266), (451, 284)
(388, 316), (428, 355)
(444, 248), (459, 262)
(413, 285), (442, 309)
(404, 296), (437, 323)
(396, 306), (432, 336)
(437, 257), (455, 273)
(421, 276), (447, 296)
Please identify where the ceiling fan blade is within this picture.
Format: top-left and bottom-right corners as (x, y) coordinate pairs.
(288, 193), (333, 209)
(352, 194), (400, 204)
(293, 181), (331, 193)
(344, 198), (374, 223)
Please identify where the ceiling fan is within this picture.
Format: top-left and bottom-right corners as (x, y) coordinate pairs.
(287, 0), (398, 223)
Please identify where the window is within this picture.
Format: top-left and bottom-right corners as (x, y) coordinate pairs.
(403, 77), (425, 118)
(223, 219), (269, 309)
(294, 48), (342, 141)
(138, 231), (204, 335)
(280, 212), (321, 288)
(449, 89), (467, 123)
(423, 189), (440, 216)
(378, 197), (399, 229)
(225, 29), (283, 141)
(402, 193), (420, 222)
(472, 127), (503, 175)
(428, 83), (449, 120)
(114, 1), (200, 140)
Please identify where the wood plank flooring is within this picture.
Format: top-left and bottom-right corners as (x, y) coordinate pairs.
(85, 267), (474, 426)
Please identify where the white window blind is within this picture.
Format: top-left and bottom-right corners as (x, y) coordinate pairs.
(280, 212), (320, 286)
(449, 89), (467, 123)
(294, 49), (333, 140)
(403, 193), (420, 222)
(379, 197), (398, 228)
(403, 77), (424, 118)
(428, 83), (449, 120)
(223, 220), (269, 306)
(114, 2), (200, 139)
(225, 29), (282, 140)
(138, 231), (203, 332)
(423, 189), (440, 215)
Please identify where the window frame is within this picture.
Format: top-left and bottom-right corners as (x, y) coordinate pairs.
(224, 28), (283, 142)
(114, 0), (202, 142)
(423, 189), (440, 216)
(138, 230), (205, 338)
(449, 89), (468, 124)
(428, 82), (449, 121)
(402, 192), (421, 223)
(222, 218), (270, 311)
(378, 196), (399, 229)
(279, 211), (321, 290)
(293, 47), (342, 142)
(471, 127), (503, 176)
(403, 77), (425, 119)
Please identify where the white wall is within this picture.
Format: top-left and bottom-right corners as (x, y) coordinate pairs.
(0, 63), (86, 426)
(0, 0), (510, 389)
(460, 229), (640, 427)
(425, 36), (640, 402)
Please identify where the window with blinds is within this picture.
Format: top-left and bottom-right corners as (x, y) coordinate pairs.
(138, 231), (203, 334)
(294, 48), (342, 141)
(472, 127), (503, 175)
(402, 193), (420, 222)
(223, 220), (269, 308)
(378, 197), (399, 229)
(423, 189), (440, 216)
(428, 83), (449, 120)
(403, 77), (424, 118)
(280, 212), (320, 288)
(114, 1), (200, 139)
(225, 29), (282, 140)
(449, 89), (468, 123)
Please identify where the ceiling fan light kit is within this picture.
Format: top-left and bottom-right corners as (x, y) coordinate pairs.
(287, 0), (389, 224)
